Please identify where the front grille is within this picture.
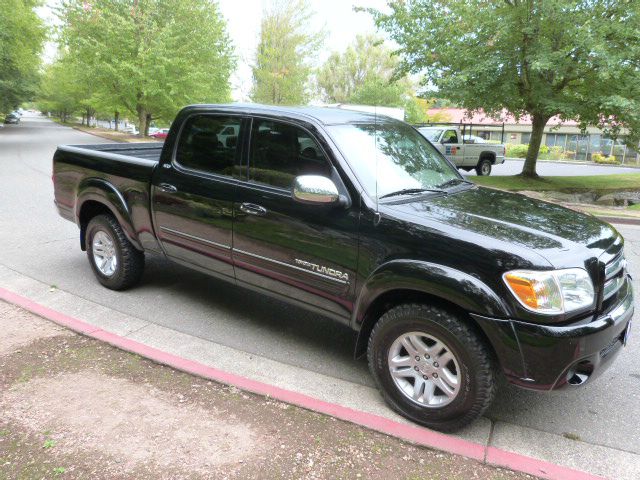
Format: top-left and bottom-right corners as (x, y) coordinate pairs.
(603, 251), (626, 301)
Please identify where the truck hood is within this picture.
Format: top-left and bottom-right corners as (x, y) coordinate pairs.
(383, 186), (619, 262)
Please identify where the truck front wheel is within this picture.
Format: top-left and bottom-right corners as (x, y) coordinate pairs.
(86, 214), (144, 290)
(367, 304), (497, 432)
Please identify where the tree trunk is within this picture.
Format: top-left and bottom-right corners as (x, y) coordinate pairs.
(114, 111), (119, 131)
(136, 105), (147, 137)
(520, 114), (549, 178)
(145, 113), (151, 136)
(81, 114), (85, 126)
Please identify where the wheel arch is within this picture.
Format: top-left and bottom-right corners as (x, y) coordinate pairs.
(352, 260), (510, 360)
(76, 178), (141, 251)
(478, 151), (496, 164)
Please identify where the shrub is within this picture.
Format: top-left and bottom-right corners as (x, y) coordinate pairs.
(592, 153), (620, 164)
(548, 146), (564, 160)
(506, 143), (529, 158)
(507, 143), (562, 160)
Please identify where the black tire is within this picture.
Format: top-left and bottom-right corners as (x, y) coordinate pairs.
(367, 304), (497, 432)
(86, 214), (144, 290)
(476, 158), (492, 176)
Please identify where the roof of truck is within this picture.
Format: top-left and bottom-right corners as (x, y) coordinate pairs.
(185, 103), (401, 125)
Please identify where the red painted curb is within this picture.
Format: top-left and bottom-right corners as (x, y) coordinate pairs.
(0, 286), (605, 480)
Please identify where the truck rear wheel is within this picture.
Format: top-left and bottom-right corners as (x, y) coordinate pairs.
(476, 158), (492, 176)
(367, 304), (497, 432)
(86, 214), (144, 290)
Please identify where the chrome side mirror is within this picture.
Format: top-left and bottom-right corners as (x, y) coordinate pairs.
(292, 175), (340, 205)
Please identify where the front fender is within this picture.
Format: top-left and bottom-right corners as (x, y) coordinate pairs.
(76, 178), (142, 250)
(352, 259), (510, 328)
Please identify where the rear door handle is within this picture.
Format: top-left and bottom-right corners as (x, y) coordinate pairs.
(158, 183), (177, 193)
(239, 202), (267, 216)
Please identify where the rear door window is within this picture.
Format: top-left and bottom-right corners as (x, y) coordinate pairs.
(247, 119), (331, 189)
(175, 115), (241, 176)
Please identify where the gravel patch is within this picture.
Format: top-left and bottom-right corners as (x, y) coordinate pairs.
(1, 371), (265, 473)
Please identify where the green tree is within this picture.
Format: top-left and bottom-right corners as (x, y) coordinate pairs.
(369, 0), (640, 177)
(251, 0), (325, 105)
(57, 0), (234, 135)
(316, 34), (428, 123)
(37, 54), (84, 122)
(0, 0), (46, 113)
(317, 34), (397, 103)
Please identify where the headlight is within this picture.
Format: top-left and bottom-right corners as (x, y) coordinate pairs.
(503, 268), (595, 314)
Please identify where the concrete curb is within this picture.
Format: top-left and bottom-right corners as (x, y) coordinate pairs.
(0, 286), (605, 480)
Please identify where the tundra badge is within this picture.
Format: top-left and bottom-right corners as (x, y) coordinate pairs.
(294, 259), (349, 282)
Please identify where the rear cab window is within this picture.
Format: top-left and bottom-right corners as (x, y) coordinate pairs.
(174, 115), (242, 176)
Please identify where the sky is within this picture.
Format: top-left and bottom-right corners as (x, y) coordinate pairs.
(39, 0), (391, 102)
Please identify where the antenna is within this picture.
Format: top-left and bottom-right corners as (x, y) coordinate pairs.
(374, 104), (379, 214)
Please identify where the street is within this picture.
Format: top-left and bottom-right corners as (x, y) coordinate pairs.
(1, 114), (639, 479)
(468, 158), (639, 176)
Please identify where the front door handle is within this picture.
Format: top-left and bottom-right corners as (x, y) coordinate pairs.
(158, 183), (177, 193)
(239, 202), (267, 216)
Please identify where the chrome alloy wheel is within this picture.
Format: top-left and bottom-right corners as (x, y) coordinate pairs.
(92, 230), (118, 276)
(388, 331), (461, 407)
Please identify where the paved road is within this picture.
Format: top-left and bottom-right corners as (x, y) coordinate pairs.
(466, 158), (639, 176)
(2, 114), (639, 478)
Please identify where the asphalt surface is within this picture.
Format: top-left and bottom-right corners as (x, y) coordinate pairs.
(1, 114), (639, 477)
(467, 158), (639, 176)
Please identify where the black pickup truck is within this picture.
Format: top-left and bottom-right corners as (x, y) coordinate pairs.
(53, 104), (634, 431)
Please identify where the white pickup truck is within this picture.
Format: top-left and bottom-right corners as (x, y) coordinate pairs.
(418, 126), (505, 176)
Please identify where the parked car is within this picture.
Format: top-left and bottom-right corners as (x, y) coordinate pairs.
(150, 128), (170, 139)
(4, 114), (20, 124)
(418, 126), (505, 175)
(122, 125), (138, 135)
(53, 104), (634, 432)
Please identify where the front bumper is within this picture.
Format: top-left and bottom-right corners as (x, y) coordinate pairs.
(472, 276), (634, 391)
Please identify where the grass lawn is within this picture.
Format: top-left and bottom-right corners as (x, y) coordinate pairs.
(472, 173), (640, 193)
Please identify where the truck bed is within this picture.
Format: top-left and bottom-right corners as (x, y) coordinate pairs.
(53, 142), (164, 253)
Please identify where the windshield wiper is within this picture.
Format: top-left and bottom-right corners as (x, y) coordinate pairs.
(379, 188), (447, 199)
(437, 178), (475, 189)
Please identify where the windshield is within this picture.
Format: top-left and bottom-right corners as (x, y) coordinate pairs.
(328, 122), (461, 199)
(417, 127), (444, 142)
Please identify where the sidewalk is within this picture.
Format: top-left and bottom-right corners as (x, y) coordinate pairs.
(0, 301), (536, 480)
(51, 120), (159, 143)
